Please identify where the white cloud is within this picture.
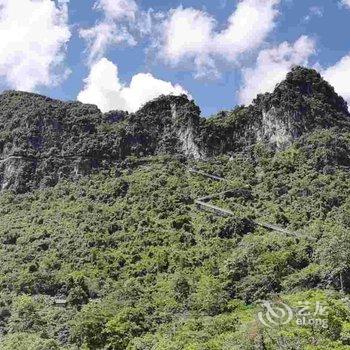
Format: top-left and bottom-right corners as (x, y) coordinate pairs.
(213, 0), (280, 60)
(77, 58), (189, 113)
(323, 54), (350, 105)
(80, 22), (136, 64)
(158, 7), (215, 67)
(80, 0), (139, 64)
(0, 0), (70, 91)
(77, 58), (126, 112)
(341, 0), (350, 9)
(238, 35), (316, 105)
(303, 6), (324, 22)
(120, 73), (189, 113)
(94, 0), (138, 20)
(156, 0), (281, 78)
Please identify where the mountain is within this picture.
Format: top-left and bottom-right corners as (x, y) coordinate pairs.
(201, 66), (350, 155)
(0, 67), (350, 349)
(0, 66), (349, 193)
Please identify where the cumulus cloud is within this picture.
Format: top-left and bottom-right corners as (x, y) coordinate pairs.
(0, 0), (70, 91)
(77, 58), (189, 113)
(156, 0), (281, 78)
(238, 36), (316, 105)
(323, 54), (350, 105)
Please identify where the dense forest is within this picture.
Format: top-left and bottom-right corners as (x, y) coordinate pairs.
(0, 67), (350, 349)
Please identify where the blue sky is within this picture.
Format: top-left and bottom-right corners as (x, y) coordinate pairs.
(1, 0), (350, 116)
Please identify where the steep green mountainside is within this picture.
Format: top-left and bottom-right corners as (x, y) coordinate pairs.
(0, 66), (350, 349)
(0, 67), (349, 193)
(0, 126), (350, 348)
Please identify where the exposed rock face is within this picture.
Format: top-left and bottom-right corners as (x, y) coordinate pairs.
(253, 67), (349, 146)
(202, 66), (350, 156)
(0, 92), (204, 192)
(0, 90), (103, 192)
(0, 66), (349, 192)
(126, 95), (203, 158)
(0, 157), (32, 192)
(171, 103), (203, 159)
(177, 121), (202, 159)
(256, 108), (303, 148)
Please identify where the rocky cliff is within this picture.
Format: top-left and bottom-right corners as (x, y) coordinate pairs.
(0, 66), (349, 192)
(201, 66), (350, 156)
(0, 92), (204, 192)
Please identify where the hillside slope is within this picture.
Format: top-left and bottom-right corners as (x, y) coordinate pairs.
(0, 139), (350, 348)
(0, 67), (350, 349)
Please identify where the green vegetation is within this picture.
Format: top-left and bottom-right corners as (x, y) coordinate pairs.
(0, 66), (350, 348)
(0, 125), (349, 349)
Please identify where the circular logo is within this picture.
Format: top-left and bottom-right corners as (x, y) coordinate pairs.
(258, 300), (293, 328)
